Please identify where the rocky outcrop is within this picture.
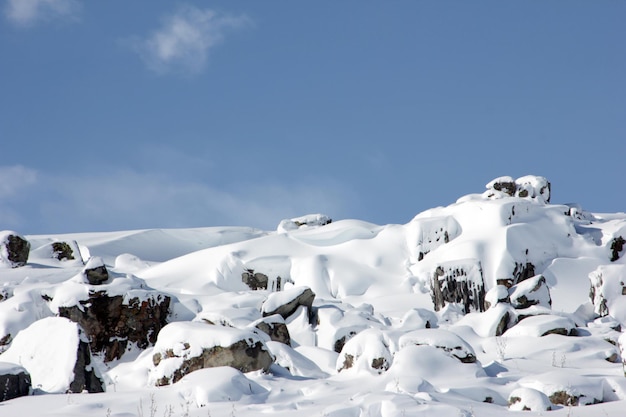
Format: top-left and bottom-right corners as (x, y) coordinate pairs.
(261, 286), (315, 320)
(610, 236), (625, 262)
(51, 241), (77, 261)
(0, 362), (30, 402)
(152, 322), (273, 386)
(512, 261), (536, 284)
(430, 260), (486, 313)
(0, 232), (30, 268)
(485, 175), (551, 203)
(242, 269), (269, 290)
(58, 291), (170, 362)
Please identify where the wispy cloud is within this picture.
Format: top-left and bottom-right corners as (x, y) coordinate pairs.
(4, 0), (80, 27)
(0, 163), (354, 234)
(131, 5), (251, 75)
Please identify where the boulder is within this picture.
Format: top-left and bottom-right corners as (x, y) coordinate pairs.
(82, 256), (109, 285)
(51, 241), (77, 261)
(151, 322), (273, 386)
(241, 269), (269, 290)
(336, 329), (391, 374)
(508, 387), (552, 411)
(484, 175), (550, 203)
(518, 370), (603, 406)
(261, 286), (315, 321)
(0, 362), (31, 402)
(504, 314), (576, 337)
(486, 176), (516, 196)
(588, 264), (626, 322)
(0, 231), (30, 268)
(399, 328), (477, 363)
(57, 289), (170, 362)
(610, 236), (625, 262)
(252, 314), (291, 345)
(0, 317), (103, 393)
(484, 285), (510, 309)
(430, 259), (486, 313)
(509, 275), (551, 309)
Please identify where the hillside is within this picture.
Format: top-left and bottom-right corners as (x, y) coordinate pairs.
(1, 175), (626, 416)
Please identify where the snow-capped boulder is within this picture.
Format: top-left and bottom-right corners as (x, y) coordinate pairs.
(518, 370), (603, 406)
(0, 231), (29, 268)
(82, 256), (109, 285)
(277, 214), (332, 233)
(588, 264), (626, 323)
(151, 322), (273, 386)
(509, 275), (551, 309)
(52, 274), (171, 362)
(51, 241), (79, 262)
(0, 362), (30, 402)
(484, 285), (510, 309)
(508, 387), (552, 411)
(261, 286), (315, 321)
(399, 328), (477, 363)
(454, 303), (515, 337)
(336, 329), (391, 374)
(484, 175), (551, 203)
(251, 314), (291, 345)
(398, 308), (438, 330)
(430, 259), (486, 313)
(266, 341), (328, 378)
(504, 314), (576, 337)
(0, 317), (103, 393)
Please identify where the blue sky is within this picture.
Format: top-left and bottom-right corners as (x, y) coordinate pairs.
(1, 1), (624, 234)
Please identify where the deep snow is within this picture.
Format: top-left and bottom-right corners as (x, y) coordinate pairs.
(0, 176), (626, 416)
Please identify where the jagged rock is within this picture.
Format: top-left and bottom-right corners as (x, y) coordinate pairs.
(509, 275), (551, 309)
(0, 232), (30, 268)
(508, 387), (552, 411)
(399, 328), (477, 363)
(82, 256), (109, 285)
(57, 290), (170, 362)
(51, 241), (76, 261)
(0, 362), (31, 402)
(430, 260), (486, 313)
(242, 269), (269, 290)
(610, 236), (625, 262)
(336, 329), (391, 374)
(261, 286), (315, 320)
(152, 322), (273, 386)
(252, 314), (291, 345)
(0, 317), (103, 393)
(512, 261), (536, 284)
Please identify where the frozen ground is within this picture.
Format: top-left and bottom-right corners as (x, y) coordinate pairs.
(1, 176), (626, 416)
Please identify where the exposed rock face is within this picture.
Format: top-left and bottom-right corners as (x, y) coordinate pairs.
(253, 315), (291, 345)
(72, 337), (104, 393)
(242, 269), (269, 290)
(58, 291), (171, 362)
(610, 236), (625, 262)
(430, 260), (486, 313)
(512, 262), (536, 284)
(0, 363), (31, 402)
(485, 175), (551, 203)
(152, 322), (273, 386)
(509, 275), (552, 309)
(588, 265), (626, 319)
(0, 232), (30, 268)
(51, 241), (76, 261)
(83, 257), (109, 285)
(261, 287), (316, 320)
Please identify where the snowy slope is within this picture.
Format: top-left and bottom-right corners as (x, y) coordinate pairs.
(1, 176), (626, 416)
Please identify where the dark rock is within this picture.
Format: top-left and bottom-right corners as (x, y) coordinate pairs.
(254, 315), (291, 345)
(334, 331), (358, 353)
(84, 262), (109, 285)
(262, 287), (316, 320)
(495, 310), (512, 337)
(492, 180), (516, 196)
(509, 275), (552, 309)
(512, 262), (536, 284)
(1, 233), (30, 268)
(154, 339), (272, 386)
(70, 337), (104, 393)
(610, 236), (625, 262)
(242, 269), (268, 290)
(58, 291), (170, 362)
(51, 241), (75, 261)
(0, 363), (31, 402)
(430, 261), (486, 313)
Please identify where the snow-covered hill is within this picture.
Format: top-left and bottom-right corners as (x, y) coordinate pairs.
(1, 176), (626, 416)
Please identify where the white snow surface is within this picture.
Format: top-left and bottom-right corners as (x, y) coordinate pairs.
(1, 177), (626, 416)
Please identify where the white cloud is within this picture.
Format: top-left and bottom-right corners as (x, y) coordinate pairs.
(132, 5), (250, 74)
(4, 0), (80, 27)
